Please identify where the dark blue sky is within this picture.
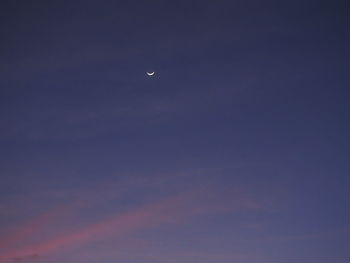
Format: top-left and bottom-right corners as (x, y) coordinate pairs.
(1, 1), (350, 262)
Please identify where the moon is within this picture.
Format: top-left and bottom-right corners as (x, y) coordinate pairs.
(146, 71), (155, 76)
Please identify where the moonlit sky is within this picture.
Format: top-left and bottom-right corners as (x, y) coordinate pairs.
(0, 0), (350, 262)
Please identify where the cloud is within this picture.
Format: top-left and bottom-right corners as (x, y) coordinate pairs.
(12, 254), (39, 262)
(0, 204), (77, 251)
(0, 186), (260, 263)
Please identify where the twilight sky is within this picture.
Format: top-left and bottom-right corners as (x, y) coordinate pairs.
(1, 0), (350, 262)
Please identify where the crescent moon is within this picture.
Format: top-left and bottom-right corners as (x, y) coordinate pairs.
(146, 72), (155, 76)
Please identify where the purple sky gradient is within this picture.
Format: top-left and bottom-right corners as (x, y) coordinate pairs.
(1, 0), (350, 262)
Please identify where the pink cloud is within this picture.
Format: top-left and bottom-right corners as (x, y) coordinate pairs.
(0, 203), (77, 252)
(0, 187), (260, 263)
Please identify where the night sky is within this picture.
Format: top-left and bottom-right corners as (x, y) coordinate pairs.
(1, 1), (350, 262)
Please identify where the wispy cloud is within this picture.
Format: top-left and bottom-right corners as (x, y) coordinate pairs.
(0, 203), (77, 251)
(0, 185), (260, 263)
